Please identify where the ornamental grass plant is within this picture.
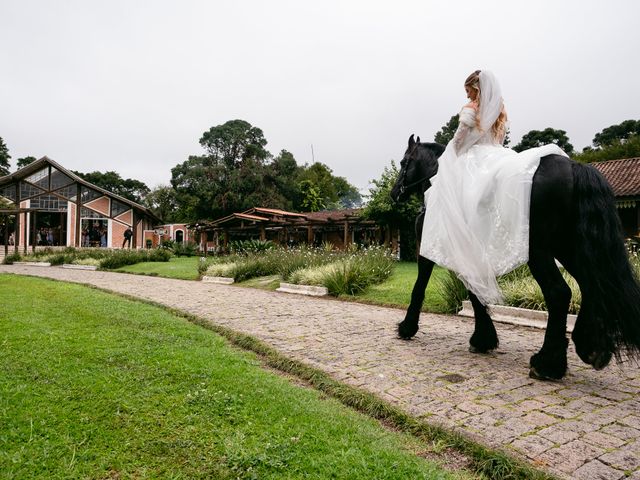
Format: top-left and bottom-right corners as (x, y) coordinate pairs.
(202, 245), (395, 295)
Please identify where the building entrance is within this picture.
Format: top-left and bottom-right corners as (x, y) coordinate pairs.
(33, 212), (67, 246)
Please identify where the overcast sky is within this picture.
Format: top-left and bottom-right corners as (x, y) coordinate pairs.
(1, 0), (639, 195)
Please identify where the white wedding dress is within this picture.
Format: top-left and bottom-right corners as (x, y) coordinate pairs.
(419, 71), (568, 305)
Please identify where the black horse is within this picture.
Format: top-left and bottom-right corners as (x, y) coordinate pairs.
(391, 135), (640, 380)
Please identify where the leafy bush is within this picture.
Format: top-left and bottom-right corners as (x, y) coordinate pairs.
(289, 246), (395, 295)
(229, 239), (275, 255)
(99, 249), (172, 270)
(172, 242), (198, 257)
(3, 252), (21, 265)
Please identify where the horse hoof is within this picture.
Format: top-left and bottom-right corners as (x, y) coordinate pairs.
(469, 345), (493, 354)
(529, 366), (563, 382)
(590, 351), (613, 371)
(398, 320), (419, 339)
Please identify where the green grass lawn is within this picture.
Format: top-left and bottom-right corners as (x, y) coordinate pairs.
(351, 262), (450, 313)
(0, 274), (473, 479)
(115, 255), (200, 280)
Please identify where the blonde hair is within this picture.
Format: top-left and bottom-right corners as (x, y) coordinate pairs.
(465, 70), (507, 142)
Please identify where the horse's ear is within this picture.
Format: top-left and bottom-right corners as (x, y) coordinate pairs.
(408, 134), (415, 148)
(416, 136), (420, 144)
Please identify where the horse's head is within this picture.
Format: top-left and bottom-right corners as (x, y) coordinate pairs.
(390, 135), (443, 203)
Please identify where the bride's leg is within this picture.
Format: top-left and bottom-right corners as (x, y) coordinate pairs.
(468, 291), (499, 353)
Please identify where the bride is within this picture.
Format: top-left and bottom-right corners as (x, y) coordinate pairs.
(419, 70), (568, 305)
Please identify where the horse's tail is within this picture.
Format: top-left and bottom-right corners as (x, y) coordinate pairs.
(570, 161), (640, 367)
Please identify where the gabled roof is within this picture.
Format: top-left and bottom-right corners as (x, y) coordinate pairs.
(0, 156), (161, 222)
(591, 157), (640, 197)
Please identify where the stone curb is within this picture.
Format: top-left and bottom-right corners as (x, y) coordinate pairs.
(276, 282), (328, 296)
(458, 300), (577, 332)
(201, 275), (235, 284)
(12, 261), (51, 267)
(62, 264), (98, 271)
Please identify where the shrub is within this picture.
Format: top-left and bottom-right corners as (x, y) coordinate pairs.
(289, 246), (395, 296)
(229, 239), (275, 255)
(172, 242), (198, 257)
(3, 252), (21, 265)
(99, 249), (172, 270)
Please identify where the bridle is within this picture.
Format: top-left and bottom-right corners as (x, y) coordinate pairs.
(398, 143), (431, 195)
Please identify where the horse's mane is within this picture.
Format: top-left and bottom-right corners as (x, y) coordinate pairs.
(419, 142), (445, 158)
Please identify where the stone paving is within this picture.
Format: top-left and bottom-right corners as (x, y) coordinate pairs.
(2, 264), (639, 480)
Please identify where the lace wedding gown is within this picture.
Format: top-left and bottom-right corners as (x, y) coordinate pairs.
(419, 72), (568, 305)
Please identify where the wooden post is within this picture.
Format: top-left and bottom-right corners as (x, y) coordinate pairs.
(3, 214), (7, 257)
(31, 211), (37, 253)
(15, 211), (20, 252)
(260, 225), (266, 241)
(75, 183), (82, 248)
(307, 225), (313, 245)
(343, 221), (349, 248)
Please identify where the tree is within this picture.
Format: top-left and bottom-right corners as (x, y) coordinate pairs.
(513, 128), (574, 154)
(593, 120), (640, 148)
(0, 137), (11, 176)
(73, 170), (150, 203)
(199, 119), (269, 168)
(171, 120), (288, 221)
(574, 135), (640, 164)
(16, 156), (37, 169)
(145, 185), (178, 222)
(296, 162), (361, 210)
(434, 115), (459, 145)
(362, 161), (423, 260)
(298, 180), (325, 212)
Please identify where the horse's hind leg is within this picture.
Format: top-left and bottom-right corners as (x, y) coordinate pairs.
(398, 256), (434, 339)
(468, 292), (499, 353)
(528, 251), (571, 380)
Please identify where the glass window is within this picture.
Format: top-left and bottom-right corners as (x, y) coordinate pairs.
(0, 185), (17, 203)
(30, 194), (68, 212)
(25, 168), (50, 189)
(20, 181), (45, 200)
(80, 207), (106, 218)
(54, 184), (78, 201)
(50, 168), (74, 190)
(111, 199), (130, 217)
(80, 186), (102, 203)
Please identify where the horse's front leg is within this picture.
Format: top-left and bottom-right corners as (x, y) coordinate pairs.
(528, 251), (571, 380)
(398, 255), (434, 339)
(468, 292), (499, 353)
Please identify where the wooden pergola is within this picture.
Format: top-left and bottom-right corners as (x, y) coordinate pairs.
(193, 207), (397, 253)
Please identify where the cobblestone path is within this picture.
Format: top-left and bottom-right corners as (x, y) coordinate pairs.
(2, 265), (639, 479)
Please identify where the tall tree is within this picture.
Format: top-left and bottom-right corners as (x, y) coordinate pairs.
(513, 128), (574, 154)
(199, 119), (269, 167)
(0, 137), (11, 176)
(296, 162), (361, 210)
(16, 156), (37, 169)
(592, 120), (640, 148)
(73, 170), (150, 203)
(171, 120), (286, 221)
(145, 185), (178, 222)
(434, 115), (459, 145)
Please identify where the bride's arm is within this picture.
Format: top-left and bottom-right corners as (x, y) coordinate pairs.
(452, 106), (477, 155)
